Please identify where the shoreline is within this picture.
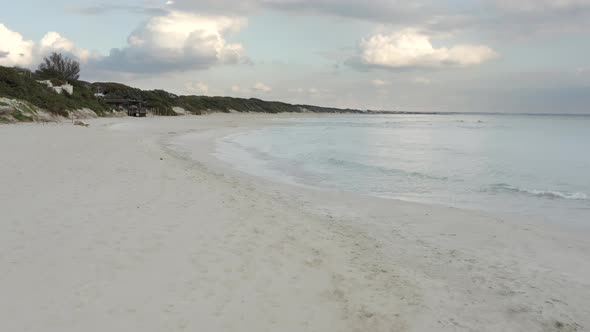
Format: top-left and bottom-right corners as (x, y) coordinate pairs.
(198, 114), (590, 232)
(1, 114), (588, 331)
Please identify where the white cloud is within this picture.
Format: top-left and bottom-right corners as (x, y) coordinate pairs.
(290, 87), (319, 94)
(0, 23), (35, 67)
(413, 77), (432, 84)
(69, 1), (590, 44)
(371, 79), (388, 87)
(252, 82), (272, 93)
(0, 23), (93, 68)
(97, 11), (247, 73)
(39, 32), (93, 63)
(360, 29), (497, 69)
(184, 81), (209, 95)
(40, 32), (76, 52)
(231, 83), (275, 95)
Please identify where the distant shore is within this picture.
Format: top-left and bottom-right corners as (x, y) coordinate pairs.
(1, 114), (588, 331)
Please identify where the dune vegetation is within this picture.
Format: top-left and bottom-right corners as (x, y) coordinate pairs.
(1, 52), (371, 123)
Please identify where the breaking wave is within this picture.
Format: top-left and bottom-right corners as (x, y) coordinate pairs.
(490, 183), (589, 201)
(326, 158), (448, 181)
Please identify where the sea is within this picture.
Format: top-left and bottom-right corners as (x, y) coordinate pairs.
(216, 114), (590, 228)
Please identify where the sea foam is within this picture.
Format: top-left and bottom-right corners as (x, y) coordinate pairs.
(491, 183), (589, 201)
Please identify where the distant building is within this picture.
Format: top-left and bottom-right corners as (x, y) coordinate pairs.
(103, 98), (149, 117)
(15, 68), (33, 78)
(38, 80), (74, 95)
(94, 86), (106, 98)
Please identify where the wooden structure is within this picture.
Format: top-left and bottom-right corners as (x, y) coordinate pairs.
(103, 99), (148, 117)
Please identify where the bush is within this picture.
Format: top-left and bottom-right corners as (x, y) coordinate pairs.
(50, 79), (67, 87)
(12, 111), (33, 122)
(2, 64), (364, 122)
(36, 53), (80, 81)
(0, 66), (108, 117)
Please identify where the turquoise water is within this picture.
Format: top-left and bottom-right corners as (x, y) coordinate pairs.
(216, 114), (590, 227)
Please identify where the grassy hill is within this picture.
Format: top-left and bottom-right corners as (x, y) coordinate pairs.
(92, 82), (366, 115)
(1, 65), (369, 123)
(0, 66), (110, 119)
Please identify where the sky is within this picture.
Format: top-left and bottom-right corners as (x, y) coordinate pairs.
(1, 0), (589, 113)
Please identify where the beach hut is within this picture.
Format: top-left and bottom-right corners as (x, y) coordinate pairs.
(127, 104), (147, 117)
(103, 99), (148, 117)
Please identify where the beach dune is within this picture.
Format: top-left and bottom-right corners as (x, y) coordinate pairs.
(0, 115), (588, 332)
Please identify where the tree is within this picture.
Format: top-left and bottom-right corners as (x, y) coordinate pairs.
(36, 52), (80, 81)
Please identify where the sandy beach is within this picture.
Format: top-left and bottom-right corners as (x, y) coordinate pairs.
(1, 114), (589, 332)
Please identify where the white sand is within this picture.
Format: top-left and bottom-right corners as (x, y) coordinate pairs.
(0, 114), (588, 332)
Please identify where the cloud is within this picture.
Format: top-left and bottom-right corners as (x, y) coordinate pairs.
(0, 23), (92, 68)
(493, 0), (590, 12)
(0, 23), (35, 67)
(412, 77), (432, 84)
(39, 32), (94, 63)
(66, 4), (167, 16)
(262, 0), (424, 22)
(68, 1), (340, 21)
(359, 29), (497, 69)
(156, 0), (545, 36)
(231, 83), (275, 95)
(252, 82), (272, 93)
(371, 79), (388, 87)
(94, 11), (247, 73)
(290, 87), (320, 94)
(69, 1), (590, 44)
(184, 81), (209, 95)
(71, 0), (472, 34)
(480, 0), (590, 37)
(166, 0), (449, 26)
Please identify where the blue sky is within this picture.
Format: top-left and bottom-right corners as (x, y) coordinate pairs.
(1, 0), (589, 113)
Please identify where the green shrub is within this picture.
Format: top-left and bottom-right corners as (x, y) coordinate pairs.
(0, 66), (108, 117)
(50, 79), (67, 87)
(2, 64), (364, 123)
(12, 111), (33, 122)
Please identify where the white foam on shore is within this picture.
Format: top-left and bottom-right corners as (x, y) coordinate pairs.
(491, 183), (589, 200)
